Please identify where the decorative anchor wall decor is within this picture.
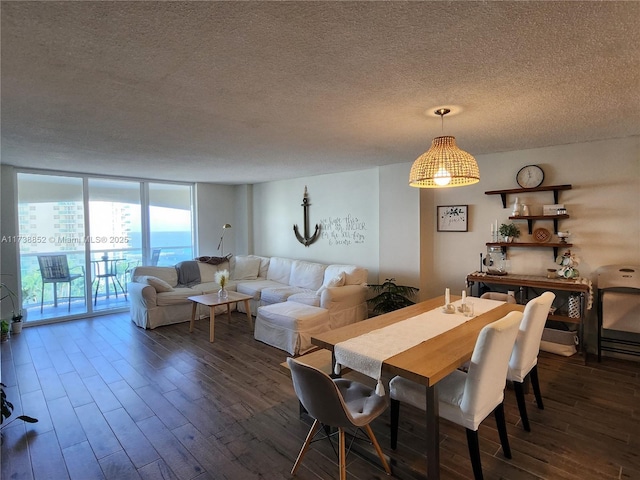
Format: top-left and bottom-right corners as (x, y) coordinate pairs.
(293, 186), (320, 247)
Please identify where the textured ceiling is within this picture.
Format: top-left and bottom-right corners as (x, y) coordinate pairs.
(1, 1), (639, 184)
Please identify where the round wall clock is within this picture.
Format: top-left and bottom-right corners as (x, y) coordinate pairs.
(516, 164), (544, 188)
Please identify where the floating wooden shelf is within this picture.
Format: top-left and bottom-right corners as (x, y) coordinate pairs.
(486, 241), (572, 259)
(485, 184), (572, 207)
(509, 214), (570, 233)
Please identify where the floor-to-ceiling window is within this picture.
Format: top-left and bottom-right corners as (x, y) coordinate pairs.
(16, 172), (194, 323)
(148, 183), (193, 266)
(17, 173), (88, 320)
(88, 178), (142, 312)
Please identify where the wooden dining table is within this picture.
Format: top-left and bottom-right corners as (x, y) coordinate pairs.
(311, 295), (524, 480)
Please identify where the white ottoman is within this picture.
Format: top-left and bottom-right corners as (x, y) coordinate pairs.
(254, 302), (330, 355)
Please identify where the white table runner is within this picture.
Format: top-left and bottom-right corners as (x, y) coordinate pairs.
(334, 298), (505, 395)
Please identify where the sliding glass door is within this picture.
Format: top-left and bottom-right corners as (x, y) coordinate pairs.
(17, 173), (88, 320)
(16, 172), (194, 323)
(88, 178), (142, 312)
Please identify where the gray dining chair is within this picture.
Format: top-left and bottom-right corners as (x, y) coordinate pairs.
(507, 291), (555, 431)
(287, 357), (391, 480)
(389, 311), (523, 480)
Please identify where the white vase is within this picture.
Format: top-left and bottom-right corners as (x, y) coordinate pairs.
(11, 321), (23, 334)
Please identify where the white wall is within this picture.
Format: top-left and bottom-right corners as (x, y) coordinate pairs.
(252, 169), (382, 282)
(378, 163), (420, 288)
(195, 183), (237, 256)
(0, 165), (20, 319)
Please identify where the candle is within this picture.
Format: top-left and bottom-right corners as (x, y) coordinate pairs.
(462, 290), (466, 302)
(445, 288), (450, 305)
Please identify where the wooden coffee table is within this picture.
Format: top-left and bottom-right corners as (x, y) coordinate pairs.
(188, 291), (254, 342)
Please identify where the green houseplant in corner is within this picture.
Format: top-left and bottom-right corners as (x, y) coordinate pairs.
(367, 278), (419, 316)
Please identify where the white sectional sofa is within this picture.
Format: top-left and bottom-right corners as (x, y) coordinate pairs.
(128, 255), (369, 338)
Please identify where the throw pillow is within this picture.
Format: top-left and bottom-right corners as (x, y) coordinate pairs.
(140, 275), (174, 292)
(316, 272), (346, 296)
(232, 256), (261, 280)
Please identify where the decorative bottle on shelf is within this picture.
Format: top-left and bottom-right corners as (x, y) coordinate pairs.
(512, 197), (521, 216)
(522, 204), (530, 216)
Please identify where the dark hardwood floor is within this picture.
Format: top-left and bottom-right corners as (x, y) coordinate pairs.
(1, 311), (639, 480)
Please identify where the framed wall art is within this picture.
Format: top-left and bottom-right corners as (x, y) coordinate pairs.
(437, 205), (468, 232)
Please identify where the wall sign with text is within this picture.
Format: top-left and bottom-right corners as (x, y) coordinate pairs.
(319, 214), (367, 246)
(437, 205), (468, 232)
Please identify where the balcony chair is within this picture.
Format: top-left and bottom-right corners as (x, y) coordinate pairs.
(150, 248), (161, 266)
(287, 357), (391, 480)
(37, 255), (85, 313)
(389, 311), (523, 480)
(507, 291), (555, 431)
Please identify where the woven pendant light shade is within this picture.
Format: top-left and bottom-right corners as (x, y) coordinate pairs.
(409, 135), (480, 188)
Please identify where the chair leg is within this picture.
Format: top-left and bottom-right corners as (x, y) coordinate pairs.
(338, 427), (347, 480)
(530, 365), (544, 410)
(67, 281), (72, 312)
(291, 419), (322, 475)
(114, 275), (127, 300)
(390, 398), (400, 450)
(513, 381), (531, 432)
(40, 282), (45, 313)
(52, 282), (59, 307)
(465, 428), (484, 480)
(363, 424), (391, 475)
(494, 402), (512, 459)
(94, 278), (101, 306)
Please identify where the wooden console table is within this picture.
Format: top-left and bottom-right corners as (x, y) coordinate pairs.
(466, 272), (590, 357)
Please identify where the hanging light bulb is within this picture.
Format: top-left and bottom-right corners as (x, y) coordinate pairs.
(409, 108), (480, 188)
(433, 167), (452, 186)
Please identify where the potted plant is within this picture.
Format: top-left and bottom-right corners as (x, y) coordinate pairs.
(11, 311), (23, 335)
(367, 278), (419, 316)
(0, 320), (9, 342)
(498, 223), (520, 243)
(1, 382), (38, 444)
(1, 282), (23, 334)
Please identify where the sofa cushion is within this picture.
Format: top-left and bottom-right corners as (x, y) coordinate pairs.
(254, 256), (270, 278)
(324, 265), (367, 285)
(261, 286), (314, 305)
(316, 271), (346, 295)
(287, 292), (321, 307)
(139, 275), (174, 292)
(267, 257), (293, 284)
(290, 260), (327, 290)
(156, 287), (198, 306)
(133, 266), (178, 287)
(232, 256), (261, 280)
(195, 281), (238, 295)
(198, 261), (229, 283)
(237, 279), (286, 301)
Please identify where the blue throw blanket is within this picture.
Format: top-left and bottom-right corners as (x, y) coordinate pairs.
(175, 261), (201, 287)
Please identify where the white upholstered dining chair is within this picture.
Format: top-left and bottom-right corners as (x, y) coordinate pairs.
(507, 291), (555, 431)
(287, 357), (391, 480)
(389, 310), (523, 480)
